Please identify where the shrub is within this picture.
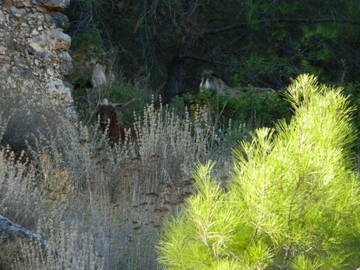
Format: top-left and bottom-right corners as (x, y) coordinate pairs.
(0, 100), (215, 269)
(12, 221), (104, 270)
(158, 74), (360, 269)
(181, 88), (291, 129)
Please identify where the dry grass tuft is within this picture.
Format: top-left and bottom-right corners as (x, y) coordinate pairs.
(12, 221), (104, 270)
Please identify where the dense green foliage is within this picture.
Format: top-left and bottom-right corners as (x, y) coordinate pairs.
(158, 74), (360, 269)
(180, 89), (290, 127)
(67, 1), (360, 94)
(67, 1), (360, 148)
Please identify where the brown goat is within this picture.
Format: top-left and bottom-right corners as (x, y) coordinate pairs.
(93, 99), (138, 143)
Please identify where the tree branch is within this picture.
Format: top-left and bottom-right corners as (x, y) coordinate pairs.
(206, 18), (360, 34)
(179, 55), (243, 67)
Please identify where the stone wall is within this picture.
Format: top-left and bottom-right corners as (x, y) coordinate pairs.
(0, 0), (75, 118)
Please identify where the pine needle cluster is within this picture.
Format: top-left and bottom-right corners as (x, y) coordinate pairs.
(158, 74), (360, 269)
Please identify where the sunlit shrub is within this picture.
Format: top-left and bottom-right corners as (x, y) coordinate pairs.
(158, 74), (360, 269)
(185, 89), (290, 127)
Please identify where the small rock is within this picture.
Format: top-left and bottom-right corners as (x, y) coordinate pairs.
(46, 67), (54, 76)
(50, 11), (69, 29)
(14, 0), (32, 8)
(28, 41), (43, 53)
(46, 79), (73, 102)
(0, 11), (5, 23)
(34, 0), (70, 11)
(28, 28), (71, 52)
(0, 63), (11, 79)
(64, 105), (78, 120)
(31, 29), (39, 35)
(59, 51), (72, 74)
(10, 6), (26, 18)
(0, 46), (7, 54)
(0, 215), (45, 246)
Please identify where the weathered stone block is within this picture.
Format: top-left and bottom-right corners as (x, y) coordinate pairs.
(34, 0), (70, 11)
(29, 28), (70, 52)
(50, 11), (69, 29)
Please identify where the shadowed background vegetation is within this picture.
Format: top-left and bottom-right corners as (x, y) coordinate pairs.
(66, 0), (360, 145)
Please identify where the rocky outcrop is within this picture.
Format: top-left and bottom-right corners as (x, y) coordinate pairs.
(35, 0), (70, 11)
(0, 215), (45, 246)
(0, 0), (76, 119)
(0, 214), (46, 270)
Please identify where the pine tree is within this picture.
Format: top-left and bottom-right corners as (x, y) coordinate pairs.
(158, 74), (360, 269)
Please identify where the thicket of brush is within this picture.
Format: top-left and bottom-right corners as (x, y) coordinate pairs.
(0, 95), (217, 269)
(158, 74), (360, 269)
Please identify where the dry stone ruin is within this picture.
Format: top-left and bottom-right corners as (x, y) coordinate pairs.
(0, 0), (76, 151)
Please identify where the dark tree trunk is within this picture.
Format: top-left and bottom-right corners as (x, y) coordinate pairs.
(163, 56), (185, 103)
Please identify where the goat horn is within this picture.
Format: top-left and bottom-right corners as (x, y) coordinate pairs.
(114, 98), (137, 108)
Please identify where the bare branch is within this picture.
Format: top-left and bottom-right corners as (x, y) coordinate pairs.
(180, 55), (243, 67)
(206, 18), (360, 34)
